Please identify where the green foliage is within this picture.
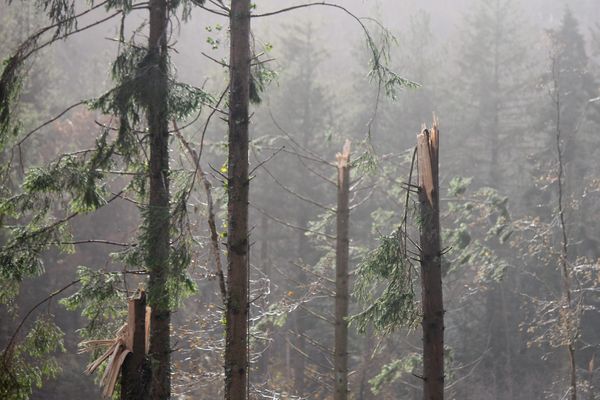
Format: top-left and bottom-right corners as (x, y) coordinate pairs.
(352, 229), (418, 333)
(369, 354), (420, 394)
(168, 174), (198, 306)
(90, 43), (214, 162)
(0, 220), (71, 287)
(368, 346), (456, 395)
(0, 39), (35, 145)
(23, 156), (106, 213)
(249, 44), (278, 104)
(250, 62), (277, 105)
(0, 317), (65, 400)
(0, 0), (216, 397)
(60, 267), (125, 338)
(351, 140), (379, 176)
(444, 177), (512, 283)
(448, 176), (471, 197)
(169, 82), (215, 119)
(362, 25), (420, 100)
(0, 128), (119, 295)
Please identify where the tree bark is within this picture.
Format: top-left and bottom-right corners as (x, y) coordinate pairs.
(417, 125), (444, 400)
(121, 290), (149, 400)
(224, 1), (251, 399)
(146, 1), (171, 399)
(334, 140), (351, 400)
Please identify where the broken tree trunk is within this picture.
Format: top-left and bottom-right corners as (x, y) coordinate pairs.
(224, 0), (251, 399)
(121, 290), (149, 400)
(334, 140), (351, 400)
(417, 124), (444, 400)
(81, 290), (151, 399)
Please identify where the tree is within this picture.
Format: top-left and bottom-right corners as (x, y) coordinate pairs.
(260, 21), (334, 395)
(450, 0), (533, 190)
(334, 140), (351, 400)
(145, 1), (172, 397)
(444, 3), (537, 396)
(224, 0), (251, 399)
(531, 10), (599, 399)
(0, 1), (210, 398)
(417, 124), (443, 400)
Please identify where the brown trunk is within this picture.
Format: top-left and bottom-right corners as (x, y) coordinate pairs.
(417, 125), (444, 400)
(121, 290), (149, 400)
(146, 1), (171, 399)
(224, 0), (251, 399)
(334, 140), (351, 400)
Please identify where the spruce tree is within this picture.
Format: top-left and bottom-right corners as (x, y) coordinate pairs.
(0, 1), (210, 398)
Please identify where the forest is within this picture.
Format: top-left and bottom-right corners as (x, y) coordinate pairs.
(1, 0), (600, 399)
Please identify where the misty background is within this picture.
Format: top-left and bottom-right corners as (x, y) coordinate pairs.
(1, 0), (600, 399)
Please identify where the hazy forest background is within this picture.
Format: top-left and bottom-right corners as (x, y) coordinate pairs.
(1, 0), (600, 399)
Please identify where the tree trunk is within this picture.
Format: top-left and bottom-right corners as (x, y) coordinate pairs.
(552, 62), (577, 400)
(146, 1), (171, 399)
(334, 140), (351, 400)
(121, 290), (149, 400)
(357, 332), (373, 400)
(417, 125), (444, 400)
(224, 0), (251, 399)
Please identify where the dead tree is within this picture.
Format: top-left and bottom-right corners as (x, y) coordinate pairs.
(121, 290), (149, 400)
(334, 140), (351, 400)
(224, 0), (251, 399)
(417, 124), (444, 400)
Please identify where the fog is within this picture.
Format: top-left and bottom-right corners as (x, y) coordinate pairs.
(1, 0), (600, 399)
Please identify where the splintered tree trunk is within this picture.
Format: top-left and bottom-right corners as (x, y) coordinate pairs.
(334, 140), (351, 400)
(417, 125), (444, 400)
(121, 291), (149, 400)
(224, 0), (251, 399)
(146, 1), (171, 399)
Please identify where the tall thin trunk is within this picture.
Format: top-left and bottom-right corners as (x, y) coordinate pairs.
(357, 332), (373, 400)
(417, 125), (444, 400)
(292, 53), (314, 395)
(146, 1), (171, 399)
(334, 140), (351, 400)
(224, 0), (251, 399)
(552, 57), (577, 400)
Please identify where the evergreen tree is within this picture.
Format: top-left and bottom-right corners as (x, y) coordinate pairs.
(450, 0), (534, 190)
(0, 1), (210, 398)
